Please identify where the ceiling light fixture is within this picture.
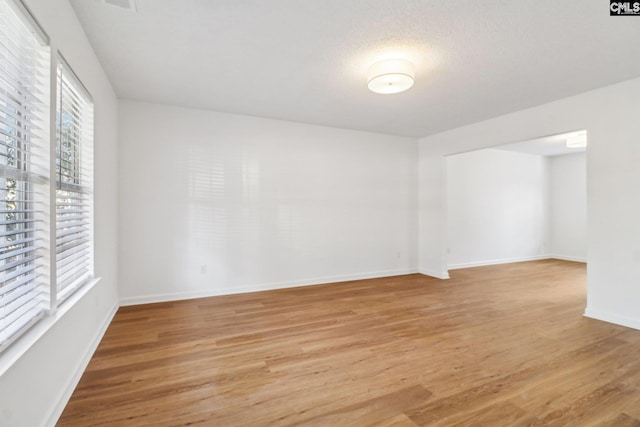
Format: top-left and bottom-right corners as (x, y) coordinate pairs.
(566, 131), (587, 148)
(367, 59), (415, 94)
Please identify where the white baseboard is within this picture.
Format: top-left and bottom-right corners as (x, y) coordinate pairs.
(448, 255), (550, 270)
(418, 269), (450, 280)
(550, 254), (587, 263)
(584, 308), (640, 331)
(120, 268), (419, 306)
(45, 303), (118, 427)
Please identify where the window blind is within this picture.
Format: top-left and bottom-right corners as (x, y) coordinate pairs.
(0, 0), (50, 351)
(55, 57), (93, 304)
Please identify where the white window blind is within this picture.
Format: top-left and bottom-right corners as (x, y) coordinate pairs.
(0, 0), (50, 351)
(55, 57), (93, 304)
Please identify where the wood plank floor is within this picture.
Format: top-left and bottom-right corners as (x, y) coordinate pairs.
(57, 260), (640, 426)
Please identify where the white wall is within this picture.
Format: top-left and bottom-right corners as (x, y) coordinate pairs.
(418, 76), (640, 330)
(446, 149), (550, 269)
(550, 153), (587, 261)
(118, 100), (418, 305)
(0, 1), (119, 426)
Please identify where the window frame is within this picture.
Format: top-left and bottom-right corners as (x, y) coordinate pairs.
(0, 0), (51, 353)
(0, 0), (97, 367)
(55, 54), (94, 305)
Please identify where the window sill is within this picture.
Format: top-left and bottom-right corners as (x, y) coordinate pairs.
(0, 277), (102, 377)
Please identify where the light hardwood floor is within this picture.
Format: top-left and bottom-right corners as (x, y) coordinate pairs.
(57, 260), (640, 426)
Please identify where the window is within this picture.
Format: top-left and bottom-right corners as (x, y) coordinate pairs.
(0, 0), (94, 355)
(0, 0), (50, 351)
(56, 58), (94, 304)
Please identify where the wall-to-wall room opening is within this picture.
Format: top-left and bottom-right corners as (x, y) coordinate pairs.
(444, 130), (587, 273)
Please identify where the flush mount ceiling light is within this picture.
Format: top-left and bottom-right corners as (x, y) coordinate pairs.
(367, 59), (415, 94)
(566, 131), (587, 148)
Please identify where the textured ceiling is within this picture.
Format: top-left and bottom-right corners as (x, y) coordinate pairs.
(70, 0), (640, 137)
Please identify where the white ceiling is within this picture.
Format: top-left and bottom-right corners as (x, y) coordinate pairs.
(495, 131), (587, 157)
(69, 0), (640, 138)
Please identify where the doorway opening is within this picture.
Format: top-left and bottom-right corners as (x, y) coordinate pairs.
(444, 130), (587, 271)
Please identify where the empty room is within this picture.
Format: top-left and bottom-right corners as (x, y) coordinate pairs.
(1, 0), (640, 426)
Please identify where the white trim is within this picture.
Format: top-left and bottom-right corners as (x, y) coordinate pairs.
(0, 278), (101, 377)
(550, 254), (587, 263)
(418, 269), (450, 280)
(44, 300), (118, 427)
(6, 0), (49, 45)
(120, 268), (419, 306)
(584, 308), (640, 331)
(448, 255), (550, 270)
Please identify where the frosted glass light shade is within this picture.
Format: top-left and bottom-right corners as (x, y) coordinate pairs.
(367, 59), (415, 94)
